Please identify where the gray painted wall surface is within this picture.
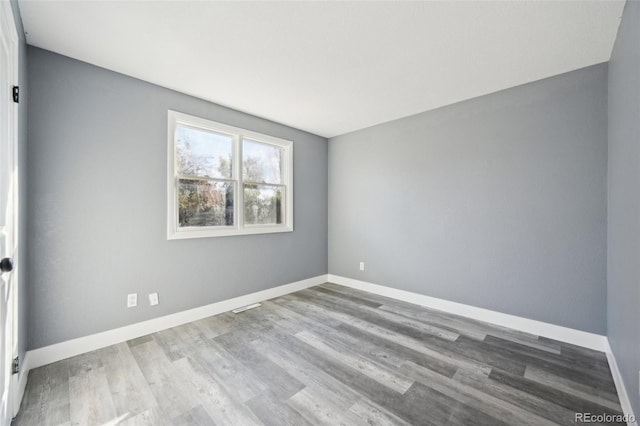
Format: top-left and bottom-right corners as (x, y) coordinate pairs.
(27, 47), (328, 349)
(607, 0), (640, 416)
(10, 0), (28, 367)
(329, 64), (608, 334)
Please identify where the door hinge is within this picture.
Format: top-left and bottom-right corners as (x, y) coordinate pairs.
(12, 86), (19, 103)
(11, 356), (19, 375)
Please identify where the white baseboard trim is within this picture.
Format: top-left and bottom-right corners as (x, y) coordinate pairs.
(328, 274), (608, 351)
(26, 274), (328, 370)
(604, 341), (638, 426)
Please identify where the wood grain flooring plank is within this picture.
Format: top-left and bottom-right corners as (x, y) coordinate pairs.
(287, 387), (367, 426)
(401, 361), (557, 426)
(335, 321), (484, 378)
(154, 325), (211, 361)
(312, 286), (384, 308)
(266, 305), (420, 376)
(247, 300), (340, 341)
(269, 330), (444, 426)
(489, 368), (624, 421)
(187, 313), (276, 387)
(171, 357), (263, 426)
(190, 312), (241, 340)
(560, 350), (611, 377)
(119, 408), (171, 426)
(67, 350), (103, 378)
(453, 368), (579, 426)
(171, 405), (216, 426)
(294, 330), (414, 394)
(211, 312), (274, 343)
(246, 390), (313, 426)
(128, 339), (200, 420)
(153, 327), (192, 362)
(250, 337), (362, 411)
(288, 292), (532, 376)
(68, 366), (117, 426)
(12, 399), (70, 426)
(9, 408), (41, 426)
(484, 334), (609, 376)
(267, 308), (409, 371)
(557, 343), (613, 372)
(279, 293), (525, 377)
(101, 343), (160, 419)
(16, 360), (71, 426)
(539, 336), (610, 366)
(164, 321), (219, 359)
(378, 301), (564, 354)
(242, 300), (320, 333)
(278, 295), (485, 377)
(322, 283), (560, 351)
(190, 340), (269, 403)
(439, 335), (527, 376)
(524, 365), (622, 410)
(126, 335), (154, 348)
(375, 303), (487, 341)
(348, 398), (412, 426)
(480, 335), (617, 393)
(214, 330), (305, 400)
(303, 288), (460, 341)
(482, 333), (561, 355)
(406, 381), (510, 426)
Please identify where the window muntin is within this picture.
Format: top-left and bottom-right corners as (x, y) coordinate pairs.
(168, 111), (293, 239)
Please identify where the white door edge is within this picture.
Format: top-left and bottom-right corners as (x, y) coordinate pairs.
(0, 1), (20, 423)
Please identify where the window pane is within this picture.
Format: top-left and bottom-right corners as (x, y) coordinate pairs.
(244, 184), (284, 225)
(176, 125), (233, 179)
(243, 139), (282, 184)
(178, 179), (234, 227)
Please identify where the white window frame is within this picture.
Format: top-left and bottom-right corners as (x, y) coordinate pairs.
(167, 110), (293, 239)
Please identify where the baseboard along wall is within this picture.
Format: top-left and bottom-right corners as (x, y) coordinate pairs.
(604, 340), (639, 426)
(17, 273), (636, 425)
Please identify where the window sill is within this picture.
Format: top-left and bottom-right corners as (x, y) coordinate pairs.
(167, 225), (293, 240)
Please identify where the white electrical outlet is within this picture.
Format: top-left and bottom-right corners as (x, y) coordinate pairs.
(359, 262), (365, 271)
(149, 292), (159, 306)
(127, 293), (138, 308)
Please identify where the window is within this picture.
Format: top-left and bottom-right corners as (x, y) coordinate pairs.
(167, 111), (293, 239)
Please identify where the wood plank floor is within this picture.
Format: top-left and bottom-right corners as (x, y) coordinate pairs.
(13, 283), (624, 425)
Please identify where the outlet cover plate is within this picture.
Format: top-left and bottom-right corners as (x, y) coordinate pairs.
(127, 293), (138, 308)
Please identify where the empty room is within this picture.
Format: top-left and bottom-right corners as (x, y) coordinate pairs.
(0, 0), (638, 425)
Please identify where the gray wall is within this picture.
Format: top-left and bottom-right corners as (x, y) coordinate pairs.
(607, 0), (640, 416)
(27, 47), (328, 349)
(10, 0), (28, 368)
(329, 64), (608, 334)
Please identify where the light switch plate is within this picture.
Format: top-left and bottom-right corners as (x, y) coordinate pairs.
(127, 293), (137, 308)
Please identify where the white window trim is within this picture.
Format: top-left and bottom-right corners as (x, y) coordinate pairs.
(167, 110), (293, 239)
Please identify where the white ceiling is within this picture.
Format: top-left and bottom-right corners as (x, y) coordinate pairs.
(19, 0), (624, 138)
